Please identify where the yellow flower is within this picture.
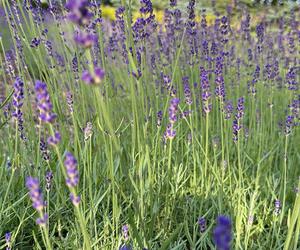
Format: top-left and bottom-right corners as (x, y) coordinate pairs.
(102, 6), (116, 21)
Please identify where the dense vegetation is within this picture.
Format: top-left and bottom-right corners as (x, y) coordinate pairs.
(0, 0), (299, 249)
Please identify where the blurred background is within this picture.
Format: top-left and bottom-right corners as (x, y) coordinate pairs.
(0, 0), (299, 50)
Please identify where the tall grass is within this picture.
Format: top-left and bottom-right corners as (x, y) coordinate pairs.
(0, 0), (299, 249)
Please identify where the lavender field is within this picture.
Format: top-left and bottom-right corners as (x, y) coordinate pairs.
(0, 0), (299, 249)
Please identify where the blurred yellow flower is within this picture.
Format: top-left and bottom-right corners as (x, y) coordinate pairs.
(102, 6), (116, 21)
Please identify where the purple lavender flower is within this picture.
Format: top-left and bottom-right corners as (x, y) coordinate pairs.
(274, 199), (281, 216)
(169, 98), (180, 124)
(119, 245), (132, 250)
(164, 123), (176, 141)
(66, 91), (74, 114)
(232, 119), (241, 142)
(249, 65), (260, 96)
(157, 111), (163, 127)
(64, 152), (80, 206)
(26, 177), (48, 226)
(200, 66), (211, 114)
(64, 152), (79, 188)
(223, 100), (233, 119)
(45, 171), (53, 191)
(232, 97), (245, 142)
(47, 131), (61, 146)
(82, 67), (105, 85)
(140, 0), (153, 15)
(163, 98), (180, 141)
(72, 56), (79, 81)
(65, 0), (93, 26)
(197, 217), (206, 233)
(182, 77), (192, 105)
(74, 31), (98, 48)
(35, 81), (57, 123)
(40, 139), (50, 161)
(215, 56), (226, 101)
(284, 115), (295, 135)
(186, 0), (197, 62)
(162, 74), (177, 97)
(12, 77), (25, 140)
(256, 22), (264, 54)
(220, 16), (229, 45)
(236, 97), (245, 119)
(84, 122), (93, 140)
(286, 67), (297, 91)
(122, 224), (129, 241)
(289, 97), (300, 119)
(115, 7), (128, 64)
(119, 225), (132, 250)
(30, 37), (41, 48)
(70, 193), (81, 206)
(170, 0), (177, 7)
(5, 232), (11, 250)
(213, 215), (232, 250)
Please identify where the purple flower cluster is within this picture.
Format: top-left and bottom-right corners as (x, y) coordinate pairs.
(164, 98), (180, 140)
(119, 224), (131, 250)
(47, 131), (61, 146)
(274, 199), (281, 216)
(223, 100), (234, 120)
(82, 67), (105, 85)
(26, 177), (48, 226)
(12, 77), (26, 140)
(45, 171), (53, 191)
(182, 76), (192, 105)
(74, 31), (98, 48)
(256, 22), (265, 54)
(119, 245), (132, 250)
(215, 56), (226, 101)
(169, 98), (180, 124)
(213, 215), (232, 250)
(140, 0), (153, 15)
(249, 65), (260, 96)
(157, 110), (163, 127)
(200, 66), (212, 114)
(35, 81), (56, 123)
(122, 224), (129, 241)
(286, 67), (297, 91)
(65, 0), (93, 26)
(162, 74), (176, 97)
(232, 97), (245, 142)
(64, 152), (80, 206)
(236, 97), (245, 119)
(170, 0), (177, 7)
(5, 232), (11, 250)
(197, 217), (206, 233)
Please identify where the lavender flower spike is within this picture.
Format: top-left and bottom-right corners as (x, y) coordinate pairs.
(45, 171), (53, 191)
(122, 224), (129, 241)
(5, 232), (12, 250)
(65, 0), (93, 26)
(82, 67), (105, 85)
(169, 98), (180, 124)
(12, 77), (25, 140)
(64, 152), (79, 188)
(213, 215), (232, 250)
(47, 131), (61, 146)
(35, 81), (57, 123)
(64, 152), (81, 206)
(74, 31), (98, 48)
(198, 217), (206, 233)
(26, 177), (48, 226)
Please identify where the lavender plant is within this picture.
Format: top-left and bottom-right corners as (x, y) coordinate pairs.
(0, 0), (299, 249)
